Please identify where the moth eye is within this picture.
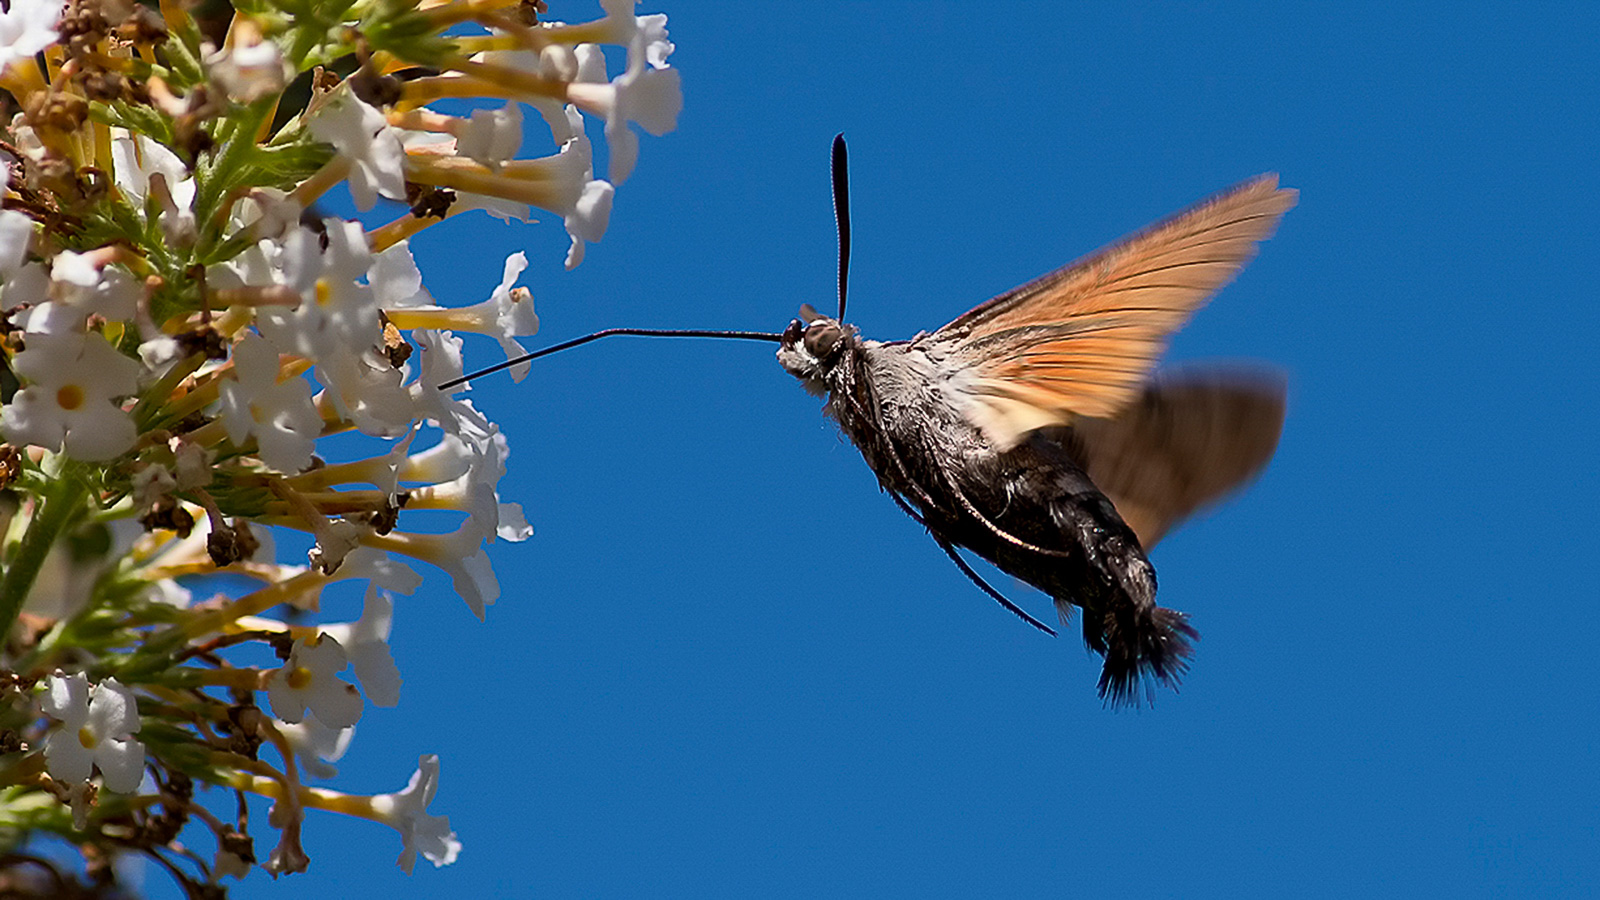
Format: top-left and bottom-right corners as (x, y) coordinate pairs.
(781, 319), (804, 344)
(804, 323), (841, 359)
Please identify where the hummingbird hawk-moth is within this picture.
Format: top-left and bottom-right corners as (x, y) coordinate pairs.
(773, 143), (1294, 705)
(445, 137), (1295, 706)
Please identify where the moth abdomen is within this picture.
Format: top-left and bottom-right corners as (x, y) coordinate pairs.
(1095, 603), (1199, 707)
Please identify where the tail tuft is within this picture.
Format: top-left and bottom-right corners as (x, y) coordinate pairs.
(1095, 606), (1199, 708)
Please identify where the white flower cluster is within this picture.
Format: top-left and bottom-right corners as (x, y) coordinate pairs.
(0, 0), (679, 888)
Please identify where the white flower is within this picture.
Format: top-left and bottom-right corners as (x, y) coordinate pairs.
(249, 222), (420, 436)
(137, 334), (182, 372)
(311, 350), (417, 437)
(537, 44), (578, 82)
(369, 520), (499, 619)
(338, 546), (424, 596)
(563, 179), (613, 269)
(369, 241), (432, 309)
(457, 103), (523, 171)
(409, 420), (530, 544)
(0, 260), (48, 311)
(565, 41), (682, 185)
(413, 328), (466, 391)
(408, 331), (499, 440)
(320, 587), (402, 707)
(0, 209), (35, 274)
(218, 333), (322, 473)
(447, 189), (532, 226)
(276, 717), (354, 780)
(370, 755), (460, 873)
(0, 0), (62, 74)
(40, 674), (146, 793)
(308, 88), (407, 210)
(596, 0), (674, 71)
(0, 330), (140, 461)
(110, 130), (197, 246)
(266, 636), (363, 729)
(405, 104), (610, 268)
(550, 1), (674, 73)
(383, 252), (539, 380)
(397, 432), (474, 485)
(18, 254), (140, 334)
(519, 106), (611, 268)
(224, 187), (301, 243)
(306, 517), (364, 575)
(206, 37), (292, 103)
(110, 130), (195, 210)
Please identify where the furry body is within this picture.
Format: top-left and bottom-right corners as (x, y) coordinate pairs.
(787, 329), (1196, 705)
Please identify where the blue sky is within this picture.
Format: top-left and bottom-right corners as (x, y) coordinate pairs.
(221, 3), (1596, 897)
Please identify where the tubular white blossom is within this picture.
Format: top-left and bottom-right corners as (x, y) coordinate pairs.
(219, 333), (323, 474)
(276, 718), (356, 780)
(267, 636), (364, 729)
(110, 130), (195, 210)
(40, 674), (147, 793)
(0, 0), (688, 882)
(0, 208), (35, 273)
(319, 587), (403, 708)
(308, 89), (408, 210)
(18, 253), (140, 334)
(364, 520), (499, 620)
(564, 50), (682, 184)
(207, 36), (292, 103)
(384, 252), (539, 379)
(0, 0), (61, 73)
(1, 330), (140, 461)
(369, 755), (460, 873)
(457, 103), (524, 170)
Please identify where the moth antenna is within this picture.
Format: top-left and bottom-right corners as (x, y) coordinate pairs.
(437, 327), (782, 390)
(831, 133), (851, 321)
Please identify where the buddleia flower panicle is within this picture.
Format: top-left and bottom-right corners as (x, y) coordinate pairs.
(0, 0), (681, 892)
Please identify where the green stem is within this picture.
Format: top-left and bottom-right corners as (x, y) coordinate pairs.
(0, 476), (90, 642)
(193, 102), (272, 252)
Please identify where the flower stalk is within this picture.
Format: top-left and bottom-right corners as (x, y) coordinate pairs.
(0, 469), (90, 638)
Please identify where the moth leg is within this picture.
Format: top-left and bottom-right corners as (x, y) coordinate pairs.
(886, 489), (929, 527)
(932, 539), (1057, 637)
(838, 382), (953, 515)
(847, 378), (1072, 559)
(883, 490), (1056, 635)
(932, 453), (1075, 558)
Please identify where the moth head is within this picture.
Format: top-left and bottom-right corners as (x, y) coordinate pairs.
(776, 303), (849, 394)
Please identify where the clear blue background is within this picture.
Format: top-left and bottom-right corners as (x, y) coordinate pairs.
(220, 3), (1597, 897)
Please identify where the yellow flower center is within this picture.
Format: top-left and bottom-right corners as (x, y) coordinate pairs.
(286, 666), (314, 690)
(56, 384), (86, 411)
(77, 726), (99, 749)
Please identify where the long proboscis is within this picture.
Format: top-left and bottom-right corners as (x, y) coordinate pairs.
(437, 328), (783, 390)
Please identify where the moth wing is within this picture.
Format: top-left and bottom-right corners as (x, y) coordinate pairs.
(1047, 369), (1287, 550)
(934, 175), (1296, 451)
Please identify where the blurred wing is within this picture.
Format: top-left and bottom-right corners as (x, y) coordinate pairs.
(935, 175), (1296, 450)
(1047, 369), (1287, 549)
